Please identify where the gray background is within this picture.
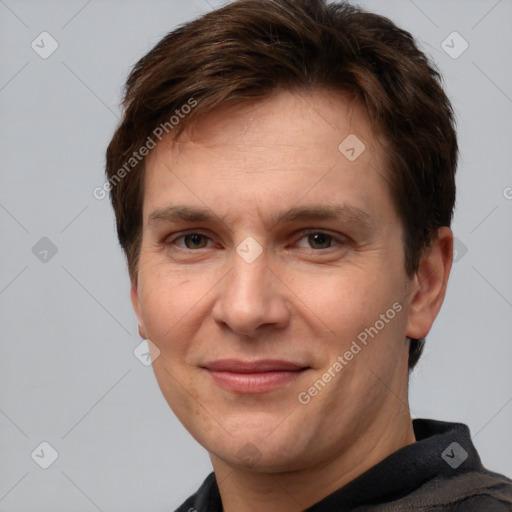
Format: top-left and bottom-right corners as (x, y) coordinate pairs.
(1, 0), (511, 510)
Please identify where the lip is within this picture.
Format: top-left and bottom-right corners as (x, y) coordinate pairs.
(203, 359), (308, 373)
(202, 359), (310, 393)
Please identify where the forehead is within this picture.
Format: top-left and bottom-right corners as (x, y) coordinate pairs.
(142, 88), (395, 228)
(172, 88), (379, 157)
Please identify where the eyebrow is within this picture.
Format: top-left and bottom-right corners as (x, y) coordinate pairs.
(148, 205), (217, 225)
(278, 205), (372, 227)
(147, 204), (374, 232)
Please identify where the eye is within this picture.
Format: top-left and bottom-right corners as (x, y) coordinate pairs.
(307, 233), (332, 249)
(171, 232), (211, 249)
(294, 231), (345, 250)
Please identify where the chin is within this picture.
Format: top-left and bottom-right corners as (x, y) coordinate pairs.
(202, 423), (312, 472)
(212, 443), (308, 474)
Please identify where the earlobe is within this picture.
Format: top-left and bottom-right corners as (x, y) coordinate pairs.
(137, 324), (147, 339)
(405, 227), (453, 340)
(130, 279), (148, 339)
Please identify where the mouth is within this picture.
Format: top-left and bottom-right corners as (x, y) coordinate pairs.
(201, 359), (311, 393)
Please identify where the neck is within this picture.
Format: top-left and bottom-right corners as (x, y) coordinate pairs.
(211, 404), (416, 512)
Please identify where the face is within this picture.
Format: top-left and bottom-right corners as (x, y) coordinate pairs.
(132, 89), (420, 473)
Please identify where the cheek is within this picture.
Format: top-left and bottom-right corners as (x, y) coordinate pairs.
(137, 273), (209, 415)
(288, 266), (394, 331)
(290, 265), (408, 371)
(138, 272), (198, 348)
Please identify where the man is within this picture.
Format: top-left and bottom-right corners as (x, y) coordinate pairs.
(105, 0), (512, 510)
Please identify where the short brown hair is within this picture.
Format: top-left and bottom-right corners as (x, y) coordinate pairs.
(105, 0), (457, 370)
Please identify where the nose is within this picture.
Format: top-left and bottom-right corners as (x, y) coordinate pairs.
(212, 252), (290, 336)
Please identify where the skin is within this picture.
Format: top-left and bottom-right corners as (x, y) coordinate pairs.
(131, 89), (453, 512)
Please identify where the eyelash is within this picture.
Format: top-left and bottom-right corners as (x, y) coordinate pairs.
(166, 230), (348, 251)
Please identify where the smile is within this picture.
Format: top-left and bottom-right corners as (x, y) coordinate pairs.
(202, 359), (310, 393)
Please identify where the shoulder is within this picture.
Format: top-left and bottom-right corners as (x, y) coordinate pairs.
(399, 468), (512, 511)
(449, 493), (512, 512)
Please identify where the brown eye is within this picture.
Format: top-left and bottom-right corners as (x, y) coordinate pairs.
(307, 233), (333, 249)
(183, 233), (208, 249)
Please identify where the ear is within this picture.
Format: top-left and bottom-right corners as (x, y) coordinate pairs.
(130, 278), (148, 339)
(405, 227), (453, 340)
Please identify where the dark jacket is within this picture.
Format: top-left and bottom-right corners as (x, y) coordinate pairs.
(174, 418), (512, 511)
